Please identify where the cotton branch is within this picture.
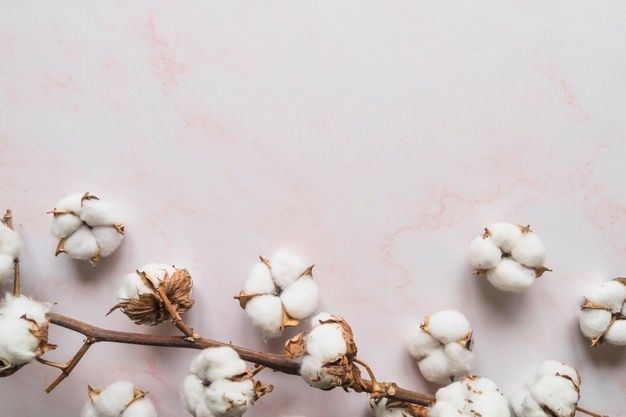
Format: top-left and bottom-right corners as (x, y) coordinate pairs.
(45, 311), (436, 407)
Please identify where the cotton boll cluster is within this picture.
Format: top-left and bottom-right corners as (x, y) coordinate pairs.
(294, 313), (361, 391)
(469, 223), (549, 292)
(579, 278), (626, 347)
(50, 192), (125, 265)
(235, 251), (319, 340)
(0, 294), (54, 377)
(81, 381), (157, 417)
(430, 376), (510, 417)
(369, 398), (428, 417)
(512, 360), (580, 417)
(407, 310), (475, 384)
(110, 263), (194, 326)
(180, 347), (272, 417)
(0, 221), (20, 283)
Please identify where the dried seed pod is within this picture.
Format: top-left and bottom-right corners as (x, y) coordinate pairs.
(0, 220), (20, 283)
(49, 192), (125, 266)
(512, 360), (581, 417)
(407, 310), (475, 384)
(0, 294), (54, 377)
(181, 347), (272, 417)
(578, 278), (626, 347)
(430, 375), (510, 417)
(235, 250), (319, 340)
(80, 381), (157, 417)
(469, 223), (550, 292)
(109, 263), (194, 326)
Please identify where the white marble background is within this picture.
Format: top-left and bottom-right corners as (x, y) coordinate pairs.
(1, 1), (625, 416)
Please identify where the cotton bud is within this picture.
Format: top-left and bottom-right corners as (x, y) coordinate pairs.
(430, 375), (511, 417)
(407, 310), (475, 384)
(0, 221), (20, 283)
(80, 381), (157, 417)
(369, 397), (428, 417)
(579, 278), (626, 347)
(469, 223), (550, 292)
(235, 250), (319, 340)
(180, 347), (272, 417)
(109, 263), (194, 326)
(512, 360), (581, 417)
(288, 313), (363, 391)
(0, 294), (55, 377)
(49, 192), (125, 265)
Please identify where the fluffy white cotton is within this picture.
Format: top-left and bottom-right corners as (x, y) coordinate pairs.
(181, 347), (257, 417)
(50, 192), (125, 264)
(369, 398), (408, 417)
(244, 295), (283, 340)
(430, 376), (510, 417)
(239, 251), (319, 339)
(81, 381), (156, 417)
(486, 258), (536, 292)
(299, 354), (340, 390)
(407, 310), (475, 384)
(469, 223), (548, 292)
(513, 360), (580, 417)
(0, 223), (20, 282)
(304, 320), (347, 363)
(579, 279), (626, 346)
(0, 294), (51, 324)
(118, 263), (176, 300)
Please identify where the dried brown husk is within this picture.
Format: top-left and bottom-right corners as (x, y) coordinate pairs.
(284, 332), (306, 358)
(109, 268), (194, 326)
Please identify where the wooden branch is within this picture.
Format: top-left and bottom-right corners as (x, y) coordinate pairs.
(39, 338), (95, 393)
(46, 312), (435, 407)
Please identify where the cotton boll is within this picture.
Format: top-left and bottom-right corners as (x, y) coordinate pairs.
(122, 398), (157, 417)
(487, 222), (523, 254)
(444, 343), (475, 376)
(81, 199), (123, 227)
(0, 317), (39, 365)
(486, 258), (535, 292)
(242, 263), (275, 294)
(0, 224), (21, 258)
(93, 381), (137, 417)
(190, 347), (247, 383)
(118, 273), (151, 299)
(531, 360), (580, 388)
(511, 232), (545, 268)
(280, 276), (319, 319)
(270, 250), (307, 289)
(417, 348), (450, 384)
(585, 280), (626, 313)
(53, 192), (84, 213)
(604, 320), (626, 345)
(578, 309), (612, 339)
(305, 322), (347, 363)
(512, 391), (543, 417)
(0, 294), (51, 324)
(407, 327), (440, 360)
(469, 236), (501, 270)
(310, 312), (334, 328)
(244, 295), (283, 340)
(181, 374), (213, 417)
(204, 379), (254, 417)
(427, 310), (471, 344)
(299, 355), (339, 389)
(430, 377), (510, 417)
(529, 377), (578, 417)
(81, 402), (99, 417)
(0, 255), (14, 282)
(63, 226), (99, 260)
(51, 213), (83, 239)
(92, 227), (124, 257)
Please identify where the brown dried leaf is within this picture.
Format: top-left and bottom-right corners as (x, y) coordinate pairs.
(161, 268), (194, 315)
(253, 380), (273, 401)
(299, 265), (315, 278)
(55, 238), (67, 256)
(88, 385), (102, 403)
(482, 228), (491, 238)
(113, 223), (125, 234)
(458, 330), (473, 350)
(234, 291), (258, 309)
(284, 332), (306, 358)
(108, 293), (165, 326)
(81, 192), (99, 204)
(518, 224), (532, 234)
(613, 277), (626, 287)
(533, 266), (552, 278)
(280, 304), (300, 330)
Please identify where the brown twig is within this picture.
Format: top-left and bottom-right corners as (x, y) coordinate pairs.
(2, 210), (20, 296)
(576, 406), (608, 417)
(155, 286), (198, 340)
(38, 337), (95, 393)
(46, 312), (435, 407)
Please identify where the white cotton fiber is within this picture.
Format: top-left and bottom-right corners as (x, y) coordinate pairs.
(93, 380), (136, 417)
(280, 276), (319, 319)
(585, 280), (626, 313)
(430, 376), (510, 417)
(190, 346), (247, 383)
(0, 254), (15, 282)
(604, 320), (626, 345)
(53, 193), (83, 213)
(81, 199), (122, 227)
(181, 375), (212, 417)
(122, 399), (157, 417)
(63, 225), (100, 260)
(242, 263), (274, 294)
(578, 278), (626, 346)
(0, 294), (51, 324)
(81, 402), (99, 417)
(486, 258), (535, 292)
(244, 294), (283, 340)
(304, 321), (347, 363)
(487, 222), (523, 254)
(92, 226), (124, 257)
(369, 398), (407, 417)
(299, 354), (339, 390)
(204, 379), (254, 417)
(51, 213), (83, 238)
(469, 236), (501, 270)
(407, 310), (475, 384)
(270, 250), (307, 289)
(511, 232), (546, 268)
(0, 223), (21, 258)
(578, 309), (611, 339)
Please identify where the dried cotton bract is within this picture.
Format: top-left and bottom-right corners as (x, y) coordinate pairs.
(235, 251), (319, 340)
(469, 223), (549, 292)
(512, 360), (580, 417)
(407, 310), (475, 384)
(0, 221), (20, 283)
(578, 278), (626, 347)
(50, 192), (125, 265)
(0, 294), (54, 377)
(180, 347), (272, 417)
(430, 375), (511, 417)
(369, 397), (428, 417)
(81, 381), (157, 417)
(110, 263), (194, 326)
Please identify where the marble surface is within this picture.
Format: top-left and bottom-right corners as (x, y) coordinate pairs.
(1, 1), (625, 416)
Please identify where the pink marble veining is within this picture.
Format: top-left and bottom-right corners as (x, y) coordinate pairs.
(1, 1), (625, 416)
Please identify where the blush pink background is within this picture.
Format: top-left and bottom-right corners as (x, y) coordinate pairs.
(1, 1), (625, 416)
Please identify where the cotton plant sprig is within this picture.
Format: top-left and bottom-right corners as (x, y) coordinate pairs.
(81, 381), (157, 417)
(235, 251), (319, 340)
(181, 347), (272, 417)
(469, 222), (551, 292)
(49, 192), (125, 265)
(578, 278), (626, 347)
(406, 310), (475, 384)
